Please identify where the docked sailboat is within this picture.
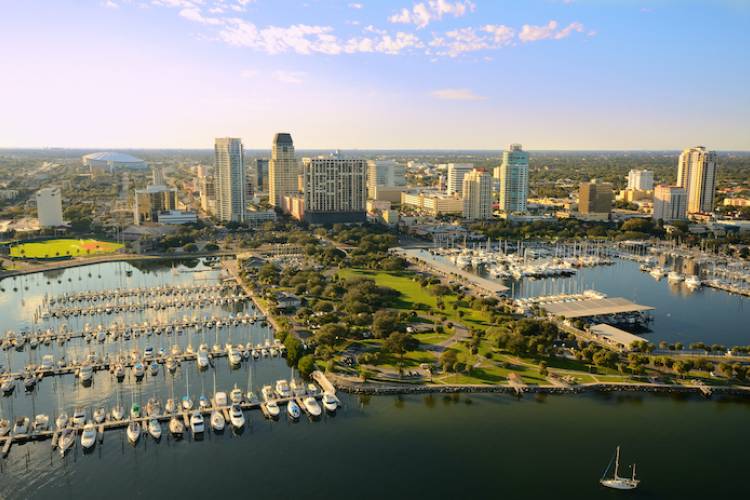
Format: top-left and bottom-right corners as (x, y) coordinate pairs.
(600, 447), (640, 490)
(262, 385), (280, 418)
(127, 420), (141, 445)
(169, 415), (184, 437)
(210, 410), (225, 431)
(322, 392), (340, 413)
(147, 419), (162, 440)
(80, 421), (97, 450)
(229, 404), (245, 429)
(58, 428), (76, 456)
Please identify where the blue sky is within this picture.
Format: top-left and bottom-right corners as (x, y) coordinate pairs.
(1, 0), (748, 149)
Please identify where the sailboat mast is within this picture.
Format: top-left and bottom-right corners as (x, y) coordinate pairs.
(614, 446), (621, 479)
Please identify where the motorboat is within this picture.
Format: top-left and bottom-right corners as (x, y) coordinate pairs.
(230, 385), (243, 405)
(286, 400), (301, 420)
(169, 416), (184, 437)
(93, 407), (106, 424)
(189, 412), (204, 434)
(13, 416), (30, 434)
(322, 392), (339, 413)
(197, 349), (209, 369)
(79, 364), (94, 383)
(303, 396), (322, 417)
(600, 447), (639, 490)
(685, 275), (702, 289)
(133, 362), (145, 378)
(149, 361), (159, 376)
(245, 391), (258, 404)
(210, 410), (225, 431)
(228, 348), (242, 367)
(111, 405), (125, 421)
(127, 421), (141, 445)
(275, 379), (291, 399)
(80, 421), (97, 449)
(144, 346), (154, 358)
(23, 374), (37, 391)
(649, 267), (666, 279)
(130, 403), (141, 419)
(1, 378), (14, 394)
(72, 408), (86, 427)
(56, 412), (69, 430)
(58, 428), (76, 456)
(147, 419), (162, 440)
(214, 391), (228, 407)
(229, 404), (245, 429)
(165, 398), (175, 414)
(41, 354), (54, 371)
(667, 271), (685, 283)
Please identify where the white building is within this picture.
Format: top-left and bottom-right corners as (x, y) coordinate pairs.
(446, 163), (474, 195)
(627, 169), (654, 191)
(676, 146), (717, 214)
(462, 169), (493, 220)
(269, 133), (298, 208)
(367, 159), (406, 202)
(36, 187), (64, 227)
(82, 152), (147, 174)
(652, 185), (687, 222)
(302, 157), (367, 224)
(214, 137), (246, 223)
(495, 144), (529, 213)
(157, 210), (198, 225)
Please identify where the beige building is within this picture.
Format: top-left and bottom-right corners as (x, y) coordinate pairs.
(302, 157), (367, 224)
(445, 163), (474, 195)
(617, 188), (653, 203)
(677, 146), (717, 214)
(367, 159), (406, 202)
(652, 185), (687, 222)
(723, 197), (750, 208)
(579, 180), (613, 215)
(401, 190), (463, 215)
(269, 133), (298, 208)
(462, 169), (493, 220)
(35, 187), (64, 228)
(214, 137), (246, 222)
(134, 185), (178, 224)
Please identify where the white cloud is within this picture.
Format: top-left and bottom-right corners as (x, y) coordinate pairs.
(389, 1), (475, 29)
(348, 2), (364, 9)
(431, 88), (485, 101)
(103, 0), (119, 8)
(429, 24), (513, 57)
(179, 7), (224, 25)
(482, 24), (514, 45)
(519, 20), (585, 42)
(273, 70), (307, 84)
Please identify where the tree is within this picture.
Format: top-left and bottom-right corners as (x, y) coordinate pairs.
(297, 354), (316, 379)
(384, 331), (417, 365)
(539, 361), (548, 377)
(372, 310), (402, 339)
(284, 335), (304, 366)
(440, 349), (458, 372)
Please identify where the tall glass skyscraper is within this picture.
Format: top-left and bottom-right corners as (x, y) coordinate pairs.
(214, 137), (246, 222)
(494, 143), (529, 213)
(269, 133), (298, 208)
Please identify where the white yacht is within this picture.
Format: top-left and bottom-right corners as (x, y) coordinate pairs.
(600, 447), (639, 490)
(93, 407), (106, 424)
(262, 385), (280, 418)
(197, 349), (209, 369)
(649, 267), (666, 279)
(33, 414), (50, 432)
(322, 393), (339, 413)
(147, 419), (162, 440)
(111, 405), (125, 421)
(189, 412), (204, 434)
(685, 275), (702, 289)
(169, 416), (184, 437)
(55, 412), (69, 430)
(13, 416), (30, 434)
(58, 428), (76, 456)
(72, 408), (86, 427)
(78, 364), (93, 384)
(667, 271), (685, 283)
(286, 400), (301, 420)
(41, 354), (55, 371)
(228, 348), (242, 367)
(275, 379), (291, 399)
(229, 404), (245, 429)
(80, 421), (97, 449)
(210, 410), (225, 431)
(230, 385), (243, 405)
(303, 396), (322, 417)
(213, 391), (228, 407)
(126, 421), (141, 445)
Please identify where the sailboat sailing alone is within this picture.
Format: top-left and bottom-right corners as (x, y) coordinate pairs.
(600, 446), (640, 490)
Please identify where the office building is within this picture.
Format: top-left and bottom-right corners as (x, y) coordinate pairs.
(198, 166), (216, 215)
(495, 144), (529, 213)
(214, 137), (246, 222)
(578, 179), (613, 215)
(462, 169), (493, 220)
(367, 159), (406, 202)
(627, 169), (654, 191)
(677, 146), (717, 214)
(134, 185), (178, 224)
(446, 163), (474, 195)
(254, 158), (269, 193)
(652, 185), (687, 222)
(35, 187), (64, 227)
(269, 133), (298, 208)
(400, 190), (464, 215)
(152, 166), (165, 186)
(301, 157), (367, 224)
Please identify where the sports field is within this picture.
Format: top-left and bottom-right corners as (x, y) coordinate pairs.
(9, 239), (123, 259)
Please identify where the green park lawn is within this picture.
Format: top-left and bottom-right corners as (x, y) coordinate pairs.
(9, 239), (123, 259)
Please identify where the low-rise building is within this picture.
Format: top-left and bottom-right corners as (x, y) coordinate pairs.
(401, 190), (463, 215)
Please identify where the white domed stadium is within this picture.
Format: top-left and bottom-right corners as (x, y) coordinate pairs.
(82, 151), (147, 173)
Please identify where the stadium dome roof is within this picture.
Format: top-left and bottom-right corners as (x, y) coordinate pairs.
(82, 152), (145, 163)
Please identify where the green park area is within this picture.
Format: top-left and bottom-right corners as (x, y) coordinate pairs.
(9, 239), (123, 259)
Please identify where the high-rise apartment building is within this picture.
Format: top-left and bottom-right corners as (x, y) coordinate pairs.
(35, 187), (64, 227)
(676, 146), (717, 214)
(495, 144), (529, 213)
(367, 160), (406, 202)
(579, 179), (613, 214)
(652, 185), (687, 222)
(214, 137), (246, 222)
(462, 169), (493, 220)
(269, 133), (298, 208)
(627, 169), (653, 191)
(446, 163), (474, 195)
(301, 157), (367, 224)
(197, 165), (216, 214)
(134, 185), (178, 224)
(254, 159), (269, 193)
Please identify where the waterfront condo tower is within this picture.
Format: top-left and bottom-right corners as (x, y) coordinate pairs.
(494, 143), (529, 213)
(214, 137), (246, 223)
(676, 146), (717, 214)
(462, 168), (493, 220)
(269, 133), (298, 208)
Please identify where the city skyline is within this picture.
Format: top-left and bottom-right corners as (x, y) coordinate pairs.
(1, 0), (749, 150)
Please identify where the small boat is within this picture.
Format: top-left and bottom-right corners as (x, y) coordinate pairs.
(78, 364), (93, 383)
(286, 400), (301, 420)
(303, 396), (322, 417)
(72, 408), (86, 427)
(685, 275), (702, 289)
(111, 405), (125, 421)
(230, 385), (243, 405)
(229, 404), (245, 429)
(80, 421), (97, 449)
(0, 419), (10, 436)
(210, 410), (225, 431)
(321, 392), (339, 413)
(114, 364), (125, 380)
(165, 398), (176, 414)
(58, 428), (76, 456)
(56, 412), (69, 430)
(147, 419), (162, 440)
(127, 421), (141, 445)
(189, 412), (204, 434)
(133, 362), (145, 378)
(667, 271), (685, 283)
(181, 395), (193, 411)
(13, 416), (30, 434)
(93, 407), (106, 424)
(23, 374), (37, 391)
(130, 403), (141, 419)
(146, 398), (162, 417)
(275, 379), (291, 399)
(199, 395), (210, 409)
(166, 357), (177, 373)
(1, 378), (14, 394)
(600, 446), (640, 490)
(149, 361), (159, 376)
(169, 416), (184, 437)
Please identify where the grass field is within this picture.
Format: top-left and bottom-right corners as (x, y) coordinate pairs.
(9, 239), (123, 259)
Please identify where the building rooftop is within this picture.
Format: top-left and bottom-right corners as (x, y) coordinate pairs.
(542, 297), (654, 319)
(273, 133), (293, 145)
(589, 323), (647, 349)
(82, 151), (145, 163)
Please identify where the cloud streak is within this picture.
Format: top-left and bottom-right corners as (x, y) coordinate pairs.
(431, 88), (485, 101)
(389, 1), (475, 29)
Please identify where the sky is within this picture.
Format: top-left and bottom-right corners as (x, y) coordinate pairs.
(0, 0), (749, 150)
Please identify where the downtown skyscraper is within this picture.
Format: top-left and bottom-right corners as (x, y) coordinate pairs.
(269, 133), (298, 208)
(676, 146), (717, 214)
(494, 143), (529, 213)
(214, 137), (246, 222)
